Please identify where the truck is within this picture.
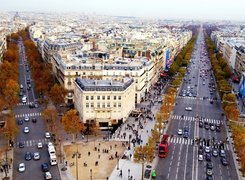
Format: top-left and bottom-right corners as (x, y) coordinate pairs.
(158, 134), (169, 158)
(48, 144), (57, 165)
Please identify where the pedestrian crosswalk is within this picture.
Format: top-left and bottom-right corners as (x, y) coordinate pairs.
(15, 112), (42, 118)
(169, 136), (193, 145)
(177, 96), (216, 101)
(170, 115), (221, 124)
(17, 102), (33, 106)
(16, 138), (49, 148)
(168, 136), (230, 150)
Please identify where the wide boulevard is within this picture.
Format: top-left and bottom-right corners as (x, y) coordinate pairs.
(12, 39), (60, 180)
(156, 29), (239, 180)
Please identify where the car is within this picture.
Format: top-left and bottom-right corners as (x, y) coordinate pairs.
(20, 84), (23, 89)
(45, 132), (51, 138)
(206, 175), (213, 180)
(47, 142), (53, 148)
(25, 152), (32, 161)
(178, 129), (183, 135)
(17, 119), (23, 125)
(34, 102), (39, 108)
(206, 168), (213, 176)
(205, 146), (211, 153)
(33, 152), (40, 160)
(216, 126), (221, 132)
(205, 123), (209, 130)
(210, 124), (215, 131)
(198, 154), (203, 161)
(44, 172), (52, 180)
(206, 162), (213, 169)
(206, 153), (211, 161)
(144, 165), (152, 179)
(221, 157), (228, 166)
(24, 116), (29, 122)
(41, 163), (49, 172)
(23, 127), (30, 134)
(199, 121), (203, 128)
(18, 163), (25, 172)
(220, 150), (226, 157)
(27, 78), (30, 84)
(19, 141), (24, 148)
(37, 142), (43, 149)
(29, 102), (35, 108)
(32, 118), (37, 123)
(19, 91), (23, 96)
(183, 131), (188, 138)
(212, 149), (218, 157)
(185, 107), (192, 111)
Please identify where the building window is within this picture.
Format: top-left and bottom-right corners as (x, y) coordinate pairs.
(91, 96), (94, 100)
(102, 103), (105, 108)
(107, 103), (110, 107)
(107, 96), (110, 100)
(118, 103), (121, 108)
(114, 96), (116, 100)
(102, 96), (105, 100)
(91, 103), (94, 108)
(86, 103), (89, 108)
(97, 96), (100, 100)
(86, 96), (89, 100)
(97, 103), (100, 108)
(113, 103), (117, 107)
(118, 96), (121, 100)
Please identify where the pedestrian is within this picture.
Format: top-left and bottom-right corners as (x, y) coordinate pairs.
(98, 154), (100, 159)
(119, 170), (122, 177)
(65, 161), (68, 166)
(88, 151), (90, 156)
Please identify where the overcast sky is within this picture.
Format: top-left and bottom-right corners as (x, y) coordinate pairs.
(0, 0), (244, 21)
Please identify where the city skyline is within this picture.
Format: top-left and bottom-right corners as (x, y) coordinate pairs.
(0, 0), (245, 21)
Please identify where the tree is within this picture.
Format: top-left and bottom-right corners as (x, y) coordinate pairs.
(61, 109), (85, 142)
(49, 84), (67, 106)
(11, 33), (19, 41)
(42, 107), (58, 134)
(3, 79), (19, 108)
(224, 105), (239, 121)
(3, 112), (19, 143)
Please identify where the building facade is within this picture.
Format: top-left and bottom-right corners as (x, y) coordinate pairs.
(74, 77), (135, 128)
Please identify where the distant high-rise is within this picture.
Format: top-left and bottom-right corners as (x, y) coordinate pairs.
(13, 12), (21, 22)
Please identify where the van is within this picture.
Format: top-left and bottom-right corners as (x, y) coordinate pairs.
(22, 96), (27, 103)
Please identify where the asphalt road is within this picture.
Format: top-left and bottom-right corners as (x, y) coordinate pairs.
(156, 29), (239, 180)
(12, 39), (60, 180)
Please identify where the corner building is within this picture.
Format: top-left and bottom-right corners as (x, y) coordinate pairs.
(74, 77), (135, 128)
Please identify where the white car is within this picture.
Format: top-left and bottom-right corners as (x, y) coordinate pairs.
(24, 116), (29, 122)
(198, 154), (203, 161)
(33, 152), (40, 160)
(178, 129), (183, 135)
(205, 146), (211, 153)
(45, 132), (51, 138)
(47, 142), (53, 148)
(37, 142), (43, 149)
(23, 127), (30, 134)
(44, 172), (52, 180)
(18, 163), (25, 172)
(185, 107), (192, 111)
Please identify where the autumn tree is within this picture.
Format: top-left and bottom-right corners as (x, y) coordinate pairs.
(42, 107), (58, 134)
(3, 79), (19, 109)
(49, 84), (67, 106)
(224, 105), (239, 121)
(61, 109), (85, 142)
(3, 112), (19, 143)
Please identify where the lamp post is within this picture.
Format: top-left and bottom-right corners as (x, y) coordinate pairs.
(90, 169), (92, 180)
(117, 156), (120, 170)
(72, 136), (80, 180)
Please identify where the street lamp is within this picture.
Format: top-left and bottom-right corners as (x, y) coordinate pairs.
(72, 137), (80, 180)
(90, 169), (92, 180)
(117, 156), (120, 170)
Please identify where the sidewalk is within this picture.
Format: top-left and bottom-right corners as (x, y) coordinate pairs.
(109, 80), (169, 180)
(0, 147), (13, 180)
